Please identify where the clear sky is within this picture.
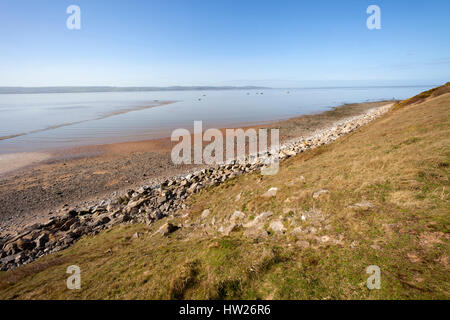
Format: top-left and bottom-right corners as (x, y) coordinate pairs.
(0, 0), (449, 87)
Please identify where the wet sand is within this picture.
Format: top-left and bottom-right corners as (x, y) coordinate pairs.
(0, 153), (51, 176)
(0, 100), (393, 235)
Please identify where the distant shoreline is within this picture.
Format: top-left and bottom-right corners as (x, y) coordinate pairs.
(0, 84), (435, 95)
(0, 86), (269, 95)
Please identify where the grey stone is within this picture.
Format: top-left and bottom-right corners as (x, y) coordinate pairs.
(349, 201), (374, 210)
(244, 211), (273, 228)
(269, 220), (286, 234)
(201, 209), (210, 219)
(243, 225), (269, 240)
(312, 189), (329, 199)
(220, 223), (241, 236)
(230, 210), (245, 222)
(262, 187), (278, 198)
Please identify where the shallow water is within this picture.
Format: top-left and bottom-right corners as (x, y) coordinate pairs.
(0, 86), (433, 153)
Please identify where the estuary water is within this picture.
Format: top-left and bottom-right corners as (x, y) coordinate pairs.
(0, 86), (433, 154)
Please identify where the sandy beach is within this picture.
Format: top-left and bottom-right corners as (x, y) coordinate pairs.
(0, 100), (392, 235)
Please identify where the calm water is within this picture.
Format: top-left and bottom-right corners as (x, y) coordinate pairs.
(0, 86), (433, 154)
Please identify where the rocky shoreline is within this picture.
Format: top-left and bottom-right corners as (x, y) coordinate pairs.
(0, 103), (392, 271)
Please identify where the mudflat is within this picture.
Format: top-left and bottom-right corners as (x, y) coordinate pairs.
(0, 100), (392, 235)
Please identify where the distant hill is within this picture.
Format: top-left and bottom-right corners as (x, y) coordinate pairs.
(0, 86), (269, 94)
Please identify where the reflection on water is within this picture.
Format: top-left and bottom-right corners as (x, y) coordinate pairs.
(0, 86), (433, 153)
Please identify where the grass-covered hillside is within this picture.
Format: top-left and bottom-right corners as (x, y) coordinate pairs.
(0, 87), (449, 300)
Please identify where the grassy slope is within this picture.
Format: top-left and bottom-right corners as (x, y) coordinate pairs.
(0, 91), (449, 300)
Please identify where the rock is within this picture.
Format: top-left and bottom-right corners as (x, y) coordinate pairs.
(125, 199), (146, 213)
(62, 232), (77, 245)
(320, 235), (330, 242)
(0, 252), (23, 265)
(287, 176), (305, 186)
(35, 233), (49, 249)
(16, 238), (36, 251)
(219, 223), (241, 236)
(97, 216), (111, 225)
(15, 252), (25, 264)
(71, 226), (89, 237)
(269, 220), (286, 234)
(91, 205), (107, 214)
(312, 189), (329, 199)
(349, 201), (374, 210)
(78, 209), (91, 216)
(244, 211), (273, 228)
(156, 196), (166, 205)
(137, 186), (147, 194)
(291, 227), (303, 235)
(201, 209), (210, 219)
(133, 232), (143, 239)
(302, 209), (323, 221)
(296, 240), (310, 248)
(3, 242), (18, 255)
(88, 216), (110, 228)
(158, 223), (180, 236)
(244, 226), (269, 240)
(187, 183), (199, 193)
(22, 222), (43, 232)
(262, 187), (278, 198)
(230, 210), (245, 222)
(180, 179), (188, 187)
(60, 218), (77, 231)
(281, 149), (296, 157)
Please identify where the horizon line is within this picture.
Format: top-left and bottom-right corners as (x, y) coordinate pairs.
(0, 84), (439, 95)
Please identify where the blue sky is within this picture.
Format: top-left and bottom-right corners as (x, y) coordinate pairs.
(0, 0), (449, 87)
